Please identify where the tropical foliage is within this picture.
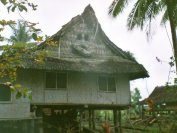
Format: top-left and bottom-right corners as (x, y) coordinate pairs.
(109, 0), (177, 69)
(131, 88), (142, 115)
(9, 20), (32, 43)
(0, 0), (39, 42)
(0, 0), (46, 98)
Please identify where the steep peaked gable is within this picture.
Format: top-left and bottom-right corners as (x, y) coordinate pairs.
(26, 5), (148, 80)
(148, 85), (177, 104)
(44, 5), (134, 61)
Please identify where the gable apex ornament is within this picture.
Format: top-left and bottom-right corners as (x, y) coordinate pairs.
(35, 5), (149, 80)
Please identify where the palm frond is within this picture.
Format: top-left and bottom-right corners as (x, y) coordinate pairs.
(127, 0), (162, 30)
(9, 20), (32, 43)
(161, 9), (168, 25)
(173, 4), (177, 28)
(109, 0), (130, 17)
(127, 0), (142, 30)
(10, 36), (18, 42)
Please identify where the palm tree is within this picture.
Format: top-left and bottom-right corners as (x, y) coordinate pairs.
(109, 0), (177, 69)
(9, 20), (32, 43)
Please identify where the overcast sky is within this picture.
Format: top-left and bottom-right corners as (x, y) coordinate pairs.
(1, 0), (176, 99)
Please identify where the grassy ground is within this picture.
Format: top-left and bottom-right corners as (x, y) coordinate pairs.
(85, 117), (177, 133)
(120, 117), (177, 133)
(121, 124), (169, 133)
(81, 113), (177, 133)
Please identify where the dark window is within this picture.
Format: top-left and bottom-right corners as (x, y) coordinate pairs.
(84, 34), (89, 41)
(0, 84), (11, 101)
(98, 77), (107, 91)
(46, 72), (67, 89)
(98, 76), (116, 92)
(108, 77), (116, 92)
(57, 73), (67, 89)
(77, 34), (82, 40)
(46, 72), (56, 88)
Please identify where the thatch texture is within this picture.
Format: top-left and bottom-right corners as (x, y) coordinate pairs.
(23, 56), (147, 80)
(31, 5), (148, 80)
(147, 85), (177, 104)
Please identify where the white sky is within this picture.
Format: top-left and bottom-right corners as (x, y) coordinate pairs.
(1, 0), (176, 99)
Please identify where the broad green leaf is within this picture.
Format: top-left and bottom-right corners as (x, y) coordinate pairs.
(0, 28), (4, 32)
(32, 33), (37, 40)
(14, 84), (22, 88)
(36, 36), (43, 42)
(19, 5), (28, 12)
(29, 95), (32, 100)
(16, 91), (22, 99)
(21, 5), (28, 12)
(10, 85), (15, 92)
(11, 5), (17, 12)
(1, 0), (7, 5)
(7, 5), (12, 13)
(0, 20), (7, 26)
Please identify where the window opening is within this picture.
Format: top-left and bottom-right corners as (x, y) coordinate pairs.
(0, 84), (11, 101)
(98, 76), (116, 92)
(46, 72), (67, 89)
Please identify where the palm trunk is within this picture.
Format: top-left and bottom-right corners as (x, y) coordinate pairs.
(167, 1), (177, 71)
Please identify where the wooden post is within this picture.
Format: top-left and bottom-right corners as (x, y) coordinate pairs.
(141, 105), (144, 119)
(113, 109), (118, 133)
(22, 120), (29, 133)
(36, 106), (43, 117)
(61, 109), (64, 133)
(105, 111), (107, 121)
(79, 109), (83, 133)
(118, 110), (122, 133)
(91, 110), (95, 130)
(89, 109), (92, 129)
(37, 118), (44, 133)
(30, 119), (35, 133)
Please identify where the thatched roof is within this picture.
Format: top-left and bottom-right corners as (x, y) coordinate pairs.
(26, 5), (148, 80)
(23, 57), (147, 80)
(145, 85), (177, 104)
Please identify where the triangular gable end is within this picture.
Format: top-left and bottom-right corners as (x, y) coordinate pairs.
(45, 5), (131, 60)
(33, 5), (148, 80)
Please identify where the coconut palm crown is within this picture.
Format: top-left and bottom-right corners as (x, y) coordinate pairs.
(109, 0), (177, 69)
(9, 20), (32, 43)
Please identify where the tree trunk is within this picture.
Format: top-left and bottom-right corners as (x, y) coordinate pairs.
(167, 1), (177, 71)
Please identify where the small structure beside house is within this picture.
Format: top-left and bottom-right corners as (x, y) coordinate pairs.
(143, 85), (177, 112)
(0, 5), (148, 133)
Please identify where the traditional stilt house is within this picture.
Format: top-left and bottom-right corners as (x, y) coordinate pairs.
(0, 5), (148, 133)
(143, 85), (177, 112)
